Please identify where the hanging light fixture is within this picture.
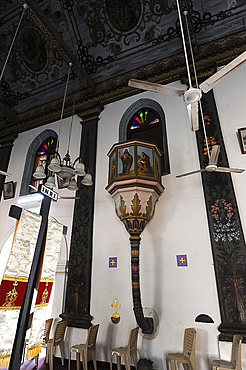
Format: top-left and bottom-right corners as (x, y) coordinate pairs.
(67, 177), (78, 191)
(45, 176), (56, 188)
(81, 173), (93, 186)
(33, 63), (93, 190)
(33, 161), (46, 179)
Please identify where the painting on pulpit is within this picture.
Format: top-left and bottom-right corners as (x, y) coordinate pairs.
(137, 146), (154, 177)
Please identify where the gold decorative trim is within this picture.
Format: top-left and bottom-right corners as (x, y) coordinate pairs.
(41, 282), (49, 304)
(2, 280), (18, 307)
(130, 194), (142, 217)
(0, 306), (21, 310)
(2, 276), (28, 282)
(0, 353), (11, 369)
(39, 278), (54, 283)
(119, 195), (129, 218)
(34, 303), (48, 308)
(26, 342), (42, 361)
(143, 196), (153, 220)
(80, 116), (100, 123)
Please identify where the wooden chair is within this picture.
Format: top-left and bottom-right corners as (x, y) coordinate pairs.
(46, 320), (67, 370)
(110, 327), (139, 370)
(166, 328), (197, 370)
(68, 324), (100, 370)
(210, 335), (243, 370)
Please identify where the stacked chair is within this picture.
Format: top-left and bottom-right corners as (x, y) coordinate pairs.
(46, 320), (67, 370)
(34, 318), (53, 367)
(110, 327), (139, 370)
(166, 328), (197, 370)
(68, 324), (100, 370)
(210, 335), (243, 370)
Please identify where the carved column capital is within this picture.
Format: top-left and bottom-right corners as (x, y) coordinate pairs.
(77, 104), (104, 122)
(0, 133), (18, 147)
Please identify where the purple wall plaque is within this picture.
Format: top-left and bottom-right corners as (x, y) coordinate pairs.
(176, 255), (188, 267)
(109, 257), (117, 268)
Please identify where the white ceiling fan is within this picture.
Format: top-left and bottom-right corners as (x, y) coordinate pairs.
(29, 185), (80, 199)
(129, 0), (245, 177)
(128, 0), (246, 132)
(176, 145), (244, 178)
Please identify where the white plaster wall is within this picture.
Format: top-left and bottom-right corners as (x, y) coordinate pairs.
(90, 85), (222, 370)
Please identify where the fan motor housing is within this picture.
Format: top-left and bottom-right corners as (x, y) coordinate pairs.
(183, 88), (202, 104)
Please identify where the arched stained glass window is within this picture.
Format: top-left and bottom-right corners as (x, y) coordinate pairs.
(121, 99), (170, 176)
(119, 99), (170, 176)
(20, 129), (58, 196)
(30, 136), (57, 192)
(128, 108), (159, 131)
(127, 108), (164, 166)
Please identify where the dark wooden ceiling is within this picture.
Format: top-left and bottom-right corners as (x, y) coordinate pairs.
(1, 0), (246, 144)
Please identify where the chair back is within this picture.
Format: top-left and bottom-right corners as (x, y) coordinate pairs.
(54, 320), (67, 346)
(127, 327), (139, 354)
(183, 328), (196, 359)
(86, 324), (100, 349)
(231, 335), (243, 370)
(43, 318), (53, 343)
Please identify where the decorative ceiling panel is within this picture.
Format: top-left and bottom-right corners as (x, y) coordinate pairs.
(0, 0), (246, 140)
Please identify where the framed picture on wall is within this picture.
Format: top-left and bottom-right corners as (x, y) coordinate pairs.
(238, 127), (246, 154)
(3, 181), (14, 200)
(57, 176), (69, 189)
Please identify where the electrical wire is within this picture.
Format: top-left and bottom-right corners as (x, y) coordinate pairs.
(0, 4), (28, 83)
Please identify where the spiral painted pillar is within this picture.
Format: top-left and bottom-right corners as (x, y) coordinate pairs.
(106, 140), (164, 334)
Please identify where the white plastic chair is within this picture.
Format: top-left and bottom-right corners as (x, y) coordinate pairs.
(110, 327), (139, 370)
(68, 324), (100, 370)
(166, 328), (197, 370)
(210, 335), (243, 370)
(46, 320), (67, 370)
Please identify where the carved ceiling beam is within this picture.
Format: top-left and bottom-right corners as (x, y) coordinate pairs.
(17, 0), (95, 93)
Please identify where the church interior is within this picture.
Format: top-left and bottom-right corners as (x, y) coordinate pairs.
(0, 0), (246, 369)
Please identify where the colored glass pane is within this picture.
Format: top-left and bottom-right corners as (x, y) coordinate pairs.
(30, 136), (57, 193)
(129, 109), (159, 131)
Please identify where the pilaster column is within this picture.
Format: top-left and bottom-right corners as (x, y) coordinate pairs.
(196, 91), (246, 341)
(60, 106), (103, 328)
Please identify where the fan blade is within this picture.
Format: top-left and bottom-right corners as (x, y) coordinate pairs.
(0, 170), (11, 176)
(187, 102), (199, 131)
(209, 145), (220, 165)
(200, 51), (246, 93)
(215, 167), (245, 173)
(176, 169), (205, 178)
(128, 79), (186, 97)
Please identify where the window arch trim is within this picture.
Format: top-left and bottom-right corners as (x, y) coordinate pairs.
(119, 98), (170, 175)
(20, 129), (58, 196)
